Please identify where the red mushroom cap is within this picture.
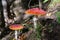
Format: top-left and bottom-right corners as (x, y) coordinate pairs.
(25, 8), (46, 16)
(9, 24), (24, 30)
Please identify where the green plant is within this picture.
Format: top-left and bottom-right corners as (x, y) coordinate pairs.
(56, 11), (60, 24)
(36, 22), (42, 40)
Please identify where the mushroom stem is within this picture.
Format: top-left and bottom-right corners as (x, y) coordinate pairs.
(33, 16), (37, 29)
(15, 30), (18, 40)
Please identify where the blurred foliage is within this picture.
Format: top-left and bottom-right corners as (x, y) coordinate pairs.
(43, 0), (48, 3)
(56, 11), (60, 24)
(48, 0), (60, 9)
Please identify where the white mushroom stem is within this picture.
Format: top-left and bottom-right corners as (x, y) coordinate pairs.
(33, 16), (37, 29)
(15, 30), (18, 40)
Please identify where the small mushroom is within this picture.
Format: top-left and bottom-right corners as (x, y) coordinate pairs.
(9, 24), (24, 40)
(25, 8), (46, 29)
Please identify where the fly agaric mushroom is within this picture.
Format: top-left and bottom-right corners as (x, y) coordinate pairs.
(25, 8), (46, 16)
(9, 24), (24, 40)
(25, 8), (46, 29)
